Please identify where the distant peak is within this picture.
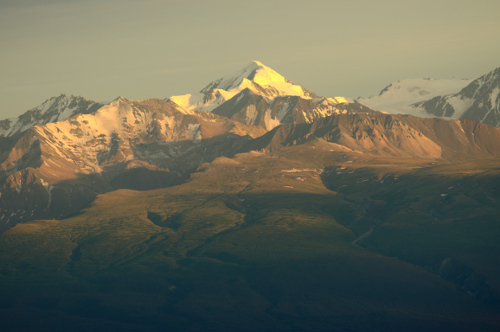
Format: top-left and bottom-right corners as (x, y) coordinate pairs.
(112, 96), (129, 103)
(200, 61), (290, 94)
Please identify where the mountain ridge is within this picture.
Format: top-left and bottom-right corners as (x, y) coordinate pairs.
(359, 67), (500, 128)
(247, 112), (500, 160)
(415, 67), (500, 127)
(0, 94), (103, 137)
(358, 78), (472, 116)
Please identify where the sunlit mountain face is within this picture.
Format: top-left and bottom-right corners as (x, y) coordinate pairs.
(0, 62), (499, 331)
(167, 61), (354, 131)
(168, 60), (320, 112)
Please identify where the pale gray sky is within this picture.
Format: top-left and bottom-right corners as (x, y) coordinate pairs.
(1, 0), (499, 118)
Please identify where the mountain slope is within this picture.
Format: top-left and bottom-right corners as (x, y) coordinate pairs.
(0, 94), (103, 137)
(1, 91), (500, 330)
(247, 111), (500, 160)
(0, 135), (499, 331)
(0, 97), (265, 229)
(211, 88), (357, 130)
(359, 67), (500, 128)
(415, 67), (500, 127)
(358, 78), (472, 116)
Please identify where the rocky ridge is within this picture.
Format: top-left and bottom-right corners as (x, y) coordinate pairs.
(0, 94), (103, 137)
(359, 67), (500, 128)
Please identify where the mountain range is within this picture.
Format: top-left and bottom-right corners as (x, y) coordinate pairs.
(2, 61), (499, 229)
(0, 96), (265, 229)
(0, 61), (500, 330)
(360, 66), (500, 127)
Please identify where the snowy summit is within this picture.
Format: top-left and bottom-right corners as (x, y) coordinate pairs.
(168, 61), (318, 112)
(200, 60), (312, 97)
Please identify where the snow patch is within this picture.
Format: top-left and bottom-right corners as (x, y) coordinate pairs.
(482, 87), (500, 122)
(445, 95), (474, 119)
(263, 109), (280, 130)
(41, 179), (54, 209)
(281, 168), (318, 173)
(245, 105), (258, 125)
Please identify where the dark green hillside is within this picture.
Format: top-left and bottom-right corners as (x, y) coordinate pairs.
(0, 139), (499, 330)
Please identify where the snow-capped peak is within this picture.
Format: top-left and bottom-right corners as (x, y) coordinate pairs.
(0, 94), (103, 137)
(200, 60), (306, 96)
(167, 61), (316, 112)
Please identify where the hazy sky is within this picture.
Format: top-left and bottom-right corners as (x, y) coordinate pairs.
(1, 0), (499, 118)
